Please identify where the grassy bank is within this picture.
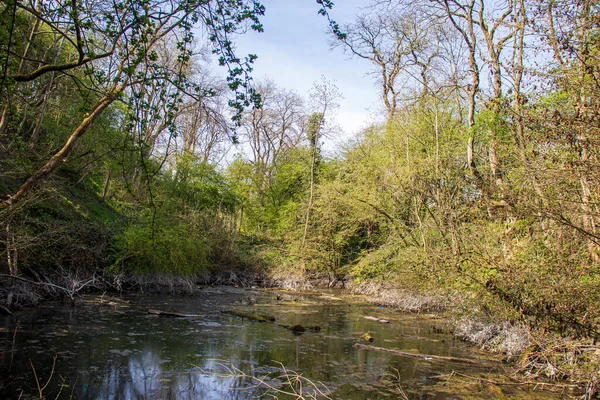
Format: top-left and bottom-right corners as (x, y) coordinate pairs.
(0, 162), (261, 309)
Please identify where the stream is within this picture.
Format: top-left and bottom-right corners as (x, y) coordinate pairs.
(0, 287), (564, 399)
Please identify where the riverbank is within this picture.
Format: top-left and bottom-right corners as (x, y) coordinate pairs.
(345, 280), (599, 399)
(264, 276), (600, 398)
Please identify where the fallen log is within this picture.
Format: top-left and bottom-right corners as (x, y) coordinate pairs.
(430, 371), (579, 389)
(148, 309), (206, 318)
(354, 343), (480, 364)
(277, 324), (321, 333)
(364, 316), (390, 323)
(0, 305), (13, 315)
(396, 333), (441, 343)
(222, 310), (321, 334)
(319, 295), (342, 301)
(221, 310), (276, 322)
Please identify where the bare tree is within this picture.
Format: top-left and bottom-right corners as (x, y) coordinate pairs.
(528, 0), (600, 258)
(331, 4), (442, 121)
(176, 93), (231, 165)
(241, 79), (306, 203)
(433, 0), (484, 187)
(301, 77), (341, 251)
(476, 0), (516, 187)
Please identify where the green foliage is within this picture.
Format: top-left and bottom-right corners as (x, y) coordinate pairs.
(2, 5), (600, 385)
(164, 154), (236, 214)
(1, 0), (599, 393)
(228, 146), (310, 233)
(108, 154), (243, 276)
(277, 103), (466, 281)
(112, 218), (210, 275)
(0, 173), (122, 273)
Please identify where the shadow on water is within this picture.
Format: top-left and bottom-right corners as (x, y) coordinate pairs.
(0, 288), (564, 399)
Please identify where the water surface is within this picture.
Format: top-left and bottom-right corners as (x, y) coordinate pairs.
(0, 287), (562, 399)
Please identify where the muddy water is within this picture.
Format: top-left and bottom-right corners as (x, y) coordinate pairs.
(0, 288), (562, 399)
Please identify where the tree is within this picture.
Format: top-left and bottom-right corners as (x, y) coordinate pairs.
(0, 0), (265, 207)
(174, 90), (232, 165)
(301, 77), (341, 251)
(241, 79), (305, 204)
(229, 79), (307, 232)
(331, 3), (442, 121)
(433, 0), (484, 187)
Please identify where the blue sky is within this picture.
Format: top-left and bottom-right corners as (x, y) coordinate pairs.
(230, 0), (383, 151)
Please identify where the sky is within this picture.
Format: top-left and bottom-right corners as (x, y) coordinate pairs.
(225, 1), (384, 152)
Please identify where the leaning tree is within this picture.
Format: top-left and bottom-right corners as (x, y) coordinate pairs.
(0, 0), (265, 207)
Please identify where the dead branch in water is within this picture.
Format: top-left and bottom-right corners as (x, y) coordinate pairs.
(431, 370), (579, 391)
(30, 355), (58, 399)
(222, 310), (321, 333)
(0, 304), (12, 315)
(364, 316), (390, 323)
(354, 343), (481, 364)
(148, 309), (206, 318)
(0, 273), (96, 299)
(221, 309), (276, 322)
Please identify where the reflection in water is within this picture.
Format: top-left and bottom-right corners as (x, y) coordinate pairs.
(85, 352), (254, 400)
(0, 289), (559, 399)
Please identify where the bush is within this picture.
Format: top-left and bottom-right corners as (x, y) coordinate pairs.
(112, 220), (210, 275)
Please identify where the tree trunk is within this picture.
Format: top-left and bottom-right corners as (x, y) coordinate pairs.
(102, 168), (111, 200)
(0, 105), (8, 137)
(3, 88), (122, 207)
(301, 141), (318, 252)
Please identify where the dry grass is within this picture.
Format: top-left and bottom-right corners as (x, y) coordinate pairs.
(454, 316), (600, 398)
(0, 267), (266, 310)
(197, 360), (332, 399)
(347, 280), (452, 313)
(266, 268), (314, 291)
(515, 335), (600, 399)
(453, 318), (531, 359)
(1, 269), (102, 308)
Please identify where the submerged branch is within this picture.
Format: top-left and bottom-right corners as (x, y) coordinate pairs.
(354, 343), (481, 364)
(148, 309), (206, 318)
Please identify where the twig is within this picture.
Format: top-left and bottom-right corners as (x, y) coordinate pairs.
(53, 376), (65, 400)
(384, 368), (409, 400)
(67, 375), (78, 400)
(0, 304), (13, 315)
(196, 359), (332, 399)
(41, 355), (58, 392)
(431, 370), (579, 390)
(9, 320), (19, 372)
(30, 359), (41, 399)
(0, 274), (74, 298)
(29, 355), (58, 399)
